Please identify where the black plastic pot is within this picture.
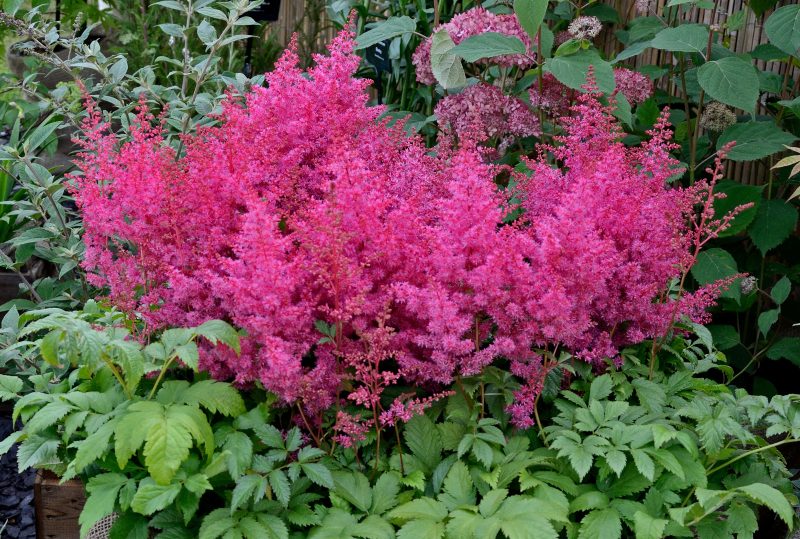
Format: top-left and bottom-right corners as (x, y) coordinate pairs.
(249, 0), (282, 22)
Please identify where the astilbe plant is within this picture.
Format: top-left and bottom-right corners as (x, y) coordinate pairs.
(71, 29), (743, 432)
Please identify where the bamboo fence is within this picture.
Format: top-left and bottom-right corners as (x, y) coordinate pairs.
(272, 1), (798, 186)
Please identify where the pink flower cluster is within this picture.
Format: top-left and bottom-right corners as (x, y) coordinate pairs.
(72, 30), (735, 429)
(529, 73), (572, 116)
(413, 7), (536, 85)
(516, 87), (690, 363)
(614, 68), (653, 104)
(528, 68), (653, 120)
(434, 83), (540, 145)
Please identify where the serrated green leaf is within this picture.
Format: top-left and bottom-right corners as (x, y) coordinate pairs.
(578, 508), (622, 539)
(633, 511), (668, 539)
(450, 33), (526, 62)
(766, 337), (800, 364)
(388, 498), (448, 521)
(254, 423), (284, 448)
(310, 508), (359, 539)
(332, 471), (373, 513)
(589, 374), (613, 401)
(302, 462), (334, 489)
(497, 497), (558, 539)
(748, 199), (798, 255)
(570, 491), (610, 513)
(515, 0), (548, 41)
(737, 483), (793, 526)
(765, 5), (800, 56)
(269, 469), (291, 508)
(404, 415), (442, 473)
(74, 418), (117, 473)
(396, 519), (444, 539)
(758, 309), (780, 337)
(651, 24), (709, 53)
(17, 434), (59, 472)
(472, 438), (494, 469)
(24, 399), (72, 434)
(697, 57), (759, 113)
(771, 277), (792, 305)
(544, 50), (615, 93)
(712, 181), (762, 238)
(430, 30), (466, 90)
(231, 474), (265, 513)
(130, 479), (181, 515)
(109, 512), (150, 539)
(717, 122), (798, 162)
(222, 431), (252, 479)
(129, 402), (214, 485)
(630, 450), (655, 481)
(179, 380), (245, 416)
(80, 473), (127, 536)
(370, 472), (400, 515)
(355, 16), (417, 50)
(605, 450), (627, 476)
(725, 501), (757, 539)
(195, 320), (241, 354)
(199, 508), (237, 539)
(440, 461), (475, 509)
(351, 514), (394, 539)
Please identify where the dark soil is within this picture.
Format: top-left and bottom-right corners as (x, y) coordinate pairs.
(0, 413), (35, 539)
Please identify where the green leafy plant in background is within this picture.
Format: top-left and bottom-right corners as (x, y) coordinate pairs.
(0, 0), (270, 311)
(608, 0), (800, 395)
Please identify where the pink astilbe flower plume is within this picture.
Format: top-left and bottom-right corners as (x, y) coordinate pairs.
(70, 26), (511, 419)
(71, 33), (745, 433)
(505, 76), (749, 426)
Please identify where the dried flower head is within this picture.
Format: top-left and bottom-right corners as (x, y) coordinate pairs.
(568, 16), (602, 40)
(528, 73), (572, 116)
(740, 276), (758, 295)
(700, 102), (737, 132)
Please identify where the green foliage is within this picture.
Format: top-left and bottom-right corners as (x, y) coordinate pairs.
(430, 30), (466, 90)
(0, 306), (334, 537)
(0, 0), (269, 312)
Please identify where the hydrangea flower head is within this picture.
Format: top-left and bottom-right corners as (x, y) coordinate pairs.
(413, 7), (536, 84)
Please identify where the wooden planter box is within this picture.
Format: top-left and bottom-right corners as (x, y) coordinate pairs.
(34, 470), (85, 539)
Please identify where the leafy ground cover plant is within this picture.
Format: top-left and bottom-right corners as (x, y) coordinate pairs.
(0, 305), (334, 538)
(318, 330), (800, 539)
(4, 307), (798, 538)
